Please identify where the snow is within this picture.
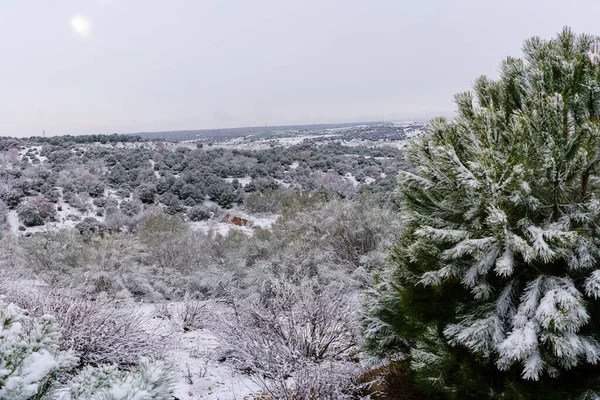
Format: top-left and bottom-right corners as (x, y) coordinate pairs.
(102, 302), (261, 400)
(148, 160), (160, 179)
(167, 323), (260, 399)
(189, 211), (278, 236)
(224, 176), (251, 187)
(344, 173), (360, 188)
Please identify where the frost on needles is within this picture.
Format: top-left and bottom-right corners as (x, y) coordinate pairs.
(362, 28), (600, 399)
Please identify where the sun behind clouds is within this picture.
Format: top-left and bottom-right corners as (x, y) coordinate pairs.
(71, 16), (91, 38)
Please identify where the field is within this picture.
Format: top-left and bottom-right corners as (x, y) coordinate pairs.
(0, 121), (421, 399)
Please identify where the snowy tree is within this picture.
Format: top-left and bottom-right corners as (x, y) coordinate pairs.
(0, 299), (77, 399)
(363, 28), (600, 398)
(17, 194), (55, 227)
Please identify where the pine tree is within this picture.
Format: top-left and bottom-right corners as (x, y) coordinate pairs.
(362, 28), (600, 399)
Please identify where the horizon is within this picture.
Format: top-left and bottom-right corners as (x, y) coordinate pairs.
(7, 119), (430, 139)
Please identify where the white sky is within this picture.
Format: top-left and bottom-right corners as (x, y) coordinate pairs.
(1, 0), (598, 136)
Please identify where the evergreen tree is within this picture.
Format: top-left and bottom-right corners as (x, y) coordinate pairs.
(363, 28), (600, 399)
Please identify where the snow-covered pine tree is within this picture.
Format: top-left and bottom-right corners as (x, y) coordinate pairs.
(362, 28), (600, 399)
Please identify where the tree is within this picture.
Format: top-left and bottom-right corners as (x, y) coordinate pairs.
(0, 188), (23, 209)
(119, 200), (141, 217)
(86, 180), (105, 197)
(363, 28), (600, 399)
(187, 205), (211, 221)
(17, 194), (55, 227)
(137, 183), (157, 204)
(0, 300), (77, 399)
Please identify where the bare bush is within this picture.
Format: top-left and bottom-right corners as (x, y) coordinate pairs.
(261, 363), (363, 400)
(175, 299), (206, 331)
(154, 298), (206, 332)
(217, 280), (361, 399)
(0, 285), (171, 367)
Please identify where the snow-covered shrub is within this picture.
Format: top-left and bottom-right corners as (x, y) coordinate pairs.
(66, 193), (91, 213)
(19, 230), (88, 279)
(186, 205), (211, 221)
(139, 214), (197, 271)
(243, 189), (290, 214)
(0, 187), (23, 209)
(75, 216), (106, 239)
(17, 194), (55, 227)
(275, 363), (362, 400)
(0, 299), (77, 399)
(137, 184), (157, 204)
(154, 299), (206, 332)
(0, 288), (170, 367)
(85, 180), (105, 198)
(218, 280), (360, 398)
(56, 359), (174, 400)
(87, 234), (144, 272)
(119, 200), (141, 217)
(0, 297), (174, 400)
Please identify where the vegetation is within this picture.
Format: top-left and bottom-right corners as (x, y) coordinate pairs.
(5, 26), (600, 400)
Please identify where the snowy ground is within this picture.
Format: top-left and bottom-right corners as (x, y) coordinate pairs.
(3, 279), (263, 399)
(189, 210), (278, 236)
(135, 302), (261, 399)
(168, 322), (261, 399)
(224, 176), (252, 187)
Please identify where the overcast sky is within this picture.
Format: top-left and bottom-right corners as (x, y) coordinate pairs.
(1, 0), (599, 136)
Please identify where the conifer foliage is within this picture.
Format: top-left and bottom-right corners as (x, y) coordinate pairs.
(363, 28), (600, 399)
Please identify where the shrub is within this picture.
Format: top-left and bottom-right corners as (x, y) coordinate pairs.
(119, 200), (141, 217)
(93, 197), (107, 207)
(56, 359), (174, 400)
(75, 217), (106, 238)
(86, 180), (105, 197)
(0, 288), (170, 367)
(19, 230), (87, 278)
(155, 299), (206, 332)
(218, 280), (359, 398)
(137, 184), (157, 204)
(244, 189), (289, 213)
(140, 214), (196, 270)
(187, 205), (211, 221)
(0, 188), (24, 209)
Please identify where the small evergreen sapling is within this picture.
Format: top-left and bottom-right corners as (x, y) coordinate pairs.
(0, 299), (77, 399)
